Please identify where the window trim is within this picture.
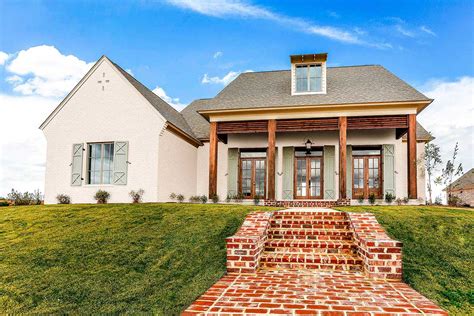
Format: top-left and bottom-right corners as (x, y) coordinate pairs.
(86, 142), (115, 185)
(292, 62), (326, 95)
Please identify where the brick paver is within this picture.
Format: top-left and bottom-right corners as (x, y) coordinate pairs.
(184, 209), (447, 315)
(184, 269), (447, 315)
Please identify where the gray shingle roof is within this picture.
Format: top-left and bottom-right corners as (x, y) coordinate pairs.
(446, 168), (474, 191)
(204, 65), (430, 111)
(112, 61), (197, 140)
(181, 99), (213, 140)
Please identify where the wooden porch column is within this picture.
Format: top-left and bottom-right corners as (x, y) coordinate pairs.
(339, 117), (347, 200)
(267, 119), (276, 200)
(407, 114), (417, 199)
(209, 121), (218, 197)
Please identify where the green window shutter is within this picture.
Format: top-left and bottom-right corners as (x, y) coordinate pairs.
(282, 147), (294, 200)
(71, 143), (84, 186)
(227, 148), (239, 196)
(323, 146), (336, 199)
(383, 144), (395, 196)
(113, 141), (129, 185)
(346, 145), (352, 199)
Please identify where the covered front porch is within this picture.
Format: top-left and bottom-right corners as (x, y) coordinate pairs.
(208, 115), (418, 206)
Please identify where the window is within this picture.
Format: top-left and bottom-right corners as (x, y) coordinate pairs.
(295, 64), (322, 92)
(87, 143), (114, 184)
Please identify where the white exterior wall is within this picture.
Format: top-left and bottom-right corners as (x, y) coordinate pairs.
(196, 141), (228, 199)
(42, 59), (165, 204)
(194, 130), (427, 200)
(157, 129), (198, 201)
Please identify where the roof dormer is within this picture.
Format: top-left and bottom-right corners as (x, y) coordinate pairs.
(290, 53), (327, 95)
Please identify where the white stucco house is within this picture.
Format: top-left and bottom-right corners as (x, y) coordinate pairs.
(40, 53), (432, 206)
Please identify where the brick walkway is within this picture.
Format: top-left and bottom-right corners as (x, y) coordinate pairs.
(183, 209), (447, 315)
(184, 269), (447, 315)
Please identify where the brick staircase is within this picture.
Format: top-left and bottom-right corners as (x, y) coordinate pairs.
(259, 209), (363, 271)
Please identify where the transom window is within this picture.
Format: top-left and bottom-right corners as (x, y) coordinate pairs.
(295, 64), (322, 92)
(87, 143), (114, 184)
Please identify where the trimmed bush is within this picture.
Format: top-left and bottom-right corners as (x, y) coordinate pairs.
(56, 194), (71, 204)
(200, 195), (208, 204)
(129, 189), (144, 203)
(211, 194), (219, 204)
(176, 194), (185, 203)
(368, 193), (376, 205)
(385, 192), (395, 204)
(94, 190), (110, 204)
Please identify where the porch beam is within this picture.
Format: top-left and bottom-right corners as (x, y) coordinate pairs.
(339, 117), (347, 200)
(267, 119), (276, 200)
(407, 114), (417, 199)
(209, 121), (218, 198)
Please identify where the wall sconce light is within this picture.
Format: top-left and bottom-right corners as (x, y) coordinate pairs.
(305, 139), (313, 154)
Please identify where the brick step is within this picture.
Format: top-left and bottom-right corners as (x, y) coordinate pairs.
(264, 246), (355, 255)
(269, 233), (353, 241)
(272, 214), (348, 221)
(270, 222), (350, 230)
(275, 210), (344, 216)
(268, 228), (353, 237)
(260, 253), (363, 271)
(265, 240), (357, 254)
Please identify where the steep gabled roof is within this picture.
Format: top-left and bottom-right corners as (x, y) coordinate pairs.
(181, 98), (213, 140)
(402, 122), (434, 142)
(40, 56), (199, 145)
(445, 168), (474, 191)
(111, 61), (197, 141)
(199, 65), (431, 111)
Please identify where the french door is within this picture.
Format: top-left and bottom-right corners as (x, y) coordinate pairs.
(240, 158), (266, 199)
(294, 157), (323, 199)
(352, 156), (382, 199)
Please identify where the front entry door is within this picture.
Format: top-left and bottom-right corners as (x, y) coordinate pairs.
(352, 156), (382, 199)
(240, 158), (266, 199)
(295, 157), (323, 199)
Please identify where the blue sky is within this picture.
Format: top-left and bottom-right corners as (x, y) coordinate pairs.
(0, 0), (473, 199)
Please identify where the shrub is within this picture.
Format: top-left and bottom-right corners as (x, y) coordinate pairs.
(189, 196), (201, 203)
(384, 192), (395, 204)
(225, 194), (232, 203)
(176, 194), (185, 203)
(448, 195), (461, 206)
(233, 193), (244, 203)
(200, 195), (208, 204)
(32, 189), (43, 205)
(210, 194), (219, 204)
(169, 193), (177, 201)
(56, 194), (71, 204)
(7, 189), (36, 206)
(395, 198), (403, 206)
(368, 193), (376, 205)
(129, 189), (144, 203)
(434, 196), (443, 205)
(402, 197), (409, 204)
(0, 201), (9, 207)
(357, 196), (364, 204)
(253, 194), (261, 205)
(94, 190), (110, 204)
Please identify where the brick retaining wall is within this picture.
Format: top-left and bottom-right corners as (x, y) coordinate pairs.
(346, 212), (403, 280)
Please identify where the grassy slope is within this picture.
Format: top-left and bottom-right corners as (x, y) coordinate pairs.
(1, 204), (472, 314)
(336, 206), (474, 315)
(0, 203), (277, 314)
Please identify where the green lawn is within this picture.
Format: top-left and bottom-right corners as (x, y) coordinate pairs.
(336, 206), (473, 315)
(0, 203), (277, 314)
(0, 204), (472, 315)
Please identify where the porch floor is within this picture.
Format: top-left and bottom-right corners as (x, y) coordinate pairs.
(183, 269), (447, 315)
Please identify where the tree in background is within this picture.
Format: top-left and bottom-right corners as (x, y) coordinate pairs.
(436, 142), (463, 205)
(424, 142), (442, 204)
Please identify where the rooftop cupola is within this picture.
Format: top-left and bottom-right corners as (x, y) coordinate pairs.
(290, 53), (327, 95)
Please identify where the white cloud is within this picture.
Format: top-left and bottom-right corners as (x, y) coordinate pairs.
(0, 51), (9, 65)
(166, 0), (388, 47)
(5, 45), (94, 97)
(201, 69), (253, 86)
(152, 86), (187, 111)
(420, 25), (436, 36)
(213, 51), (223, 59)
(126, 68), (134, 75)
(418, 76), (474, 201)
(0, 94), (59, 196)
(395, 24), (415, 38)
(5, 75), (23, 84)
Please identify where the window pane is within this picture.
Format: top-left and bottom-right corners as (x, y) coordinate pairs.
(240, 151), (266, 158)
(296, 78), (307, 92)
(296, 66), (306, 79)
(309, 64), (322, 77)
(309, 77), (321, 92)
